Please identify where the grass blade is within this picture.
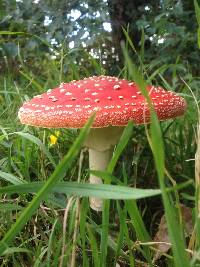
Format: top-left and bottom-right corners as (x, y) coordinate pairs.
(107, 121), (134, 173)
(0, 182), (161, 200)
(2, 247), (33, 256)
(46, 218), (58, 267)
(116, 202), (135, 266)
(100, 122), (134, 266)
(123, 48), (190, 266)
(150, 99), (190, 267)
(87, 225), (100, 267)
(0, 170), (26, 185)
(79, 198), (89, 267)
(194, 0), (200, 26)
(126, 200), (152, 263)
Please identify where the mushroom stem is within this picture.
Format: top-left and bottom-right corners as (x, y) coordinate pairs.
(89, 148), (113, 211)
(84, 126), (124, 211)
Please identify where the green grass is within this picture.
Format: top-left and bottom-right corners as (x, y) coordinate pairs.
(0, 31), (199, 267)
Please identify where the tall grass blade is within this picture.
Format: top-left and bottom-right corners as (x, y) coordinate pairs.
(100, 122), (134, 266)
(150, 86), (190, 267)
(107, 121), (133, 173)
(87, 225), (100, 267)
(123, 47), (190, 266)
(194, 0), (200, 25)
(194, 0), (200, 48)
(194, 0), (200, 255)
(46, 218), (58, 267)
(116, 203), (135, 266)
(2, 247), (32, 256)
(79, 198), (89, 267)
(0, 182), (161, 199)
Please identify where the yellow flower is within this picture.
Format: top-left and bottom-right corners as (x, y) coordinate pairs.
(49, 131), (60, 145)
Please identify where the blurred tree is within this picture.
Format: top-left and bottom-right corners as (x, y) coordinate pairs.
(0, 0), (109, 52)
(0, 0), (112, 76)
(107, 0), (159, 62)
(107, 0), (199, 77)
(0, 0), (199, 79)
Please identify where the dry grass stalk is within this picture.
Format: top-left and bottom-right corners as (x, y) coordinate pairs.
(70, 149), (85, 267)
(59, 197), (74, 267)
(195, 121), (200, 214)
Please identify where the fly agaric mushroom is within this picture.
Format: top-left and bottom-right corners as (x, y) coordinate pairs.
(18, 76), (186, 211)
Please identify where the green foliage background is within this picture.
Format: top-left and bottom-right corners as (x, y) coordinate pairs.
(1, 0), (200, 79)
(0, 0), (199, 266)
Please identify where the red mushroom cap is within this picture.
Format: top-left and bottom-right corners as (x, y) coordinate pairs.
(18, 75), (186, 128)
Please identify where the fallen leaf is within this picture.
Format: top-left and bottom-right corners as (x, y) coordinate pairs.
(153, 204), (193, 260)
